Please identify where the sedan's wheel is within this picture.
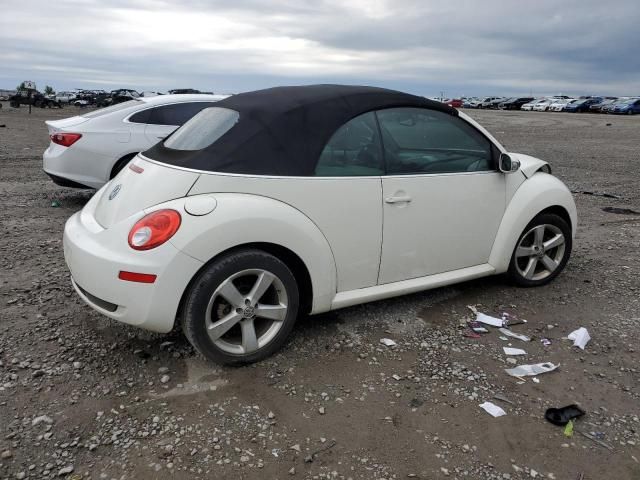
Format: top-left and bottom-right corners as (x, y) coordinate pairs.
(182, 249), (299, 365)
(508, 213), (571, 287)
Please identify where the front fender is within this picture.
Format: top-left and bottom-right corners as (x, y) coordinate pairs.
(157, 193), (337, 314)
(489, 172), (577, 273)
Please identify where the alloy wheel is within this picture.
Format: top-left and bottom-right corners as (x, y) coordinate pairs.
(204, 269), (288, 355)
(515, 224), (566, 281)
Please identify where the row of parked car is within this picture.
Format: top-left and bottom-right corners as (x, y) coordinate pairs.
(53, 88), (209, 108)
(439, 95), (640, 114)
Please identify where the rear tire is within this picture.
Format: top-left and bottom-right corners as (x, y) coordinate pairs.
(507, 213), (572, 287)
(182, 249), (300, 365)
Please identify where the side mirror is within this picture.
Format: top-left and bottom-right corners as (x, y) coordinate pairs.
(499, 153), (520, 173)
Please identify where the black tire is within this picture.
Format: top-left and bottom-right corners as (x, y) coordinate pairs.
(507, 213), (572, 287)
(10, 100), (19, 108)
(182, 249), (300, 365)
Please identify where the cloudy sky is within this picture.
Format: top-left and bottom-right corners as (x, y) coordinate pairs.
(1, 0), (638, 97)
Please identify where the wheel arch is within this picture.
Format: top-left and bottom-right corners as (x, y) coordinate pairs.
(110, 152), (139, 179)
(166, 193), (337, 323)
(175, 242), (314, 329)
(489, 173), (577, 273)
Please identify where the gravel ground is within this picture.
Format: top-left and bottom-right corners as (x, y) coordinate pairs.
(0, 103), (639, 480)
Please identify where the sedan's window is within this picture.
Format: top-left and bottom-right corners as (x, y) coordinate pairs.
(376, 108), (493, 175)
(315, 112), (383, 176)
(164, 107), (239, 151)
(147, 102), (220, 126)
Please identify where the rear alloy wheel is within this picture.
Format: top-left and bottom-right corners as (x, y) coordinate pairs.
(182, 250), (299, 365)
(508, 213), (572, 287)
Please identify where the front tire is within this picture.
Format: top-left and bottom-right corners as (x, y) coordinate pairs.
(182, 249), (300, 365)
(507, 213), (572, 287)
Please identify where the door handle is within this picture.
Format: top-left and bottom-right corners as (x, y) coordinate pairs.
(385, 195), (412, 204)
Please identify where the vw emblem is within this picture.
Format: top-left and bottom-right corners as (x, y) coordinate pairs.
(108, 184), (122, 200)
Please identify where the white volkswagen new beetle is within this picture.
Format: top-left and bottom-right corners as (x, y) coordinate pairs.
(43, 94), (227, 189)
(63, 85), (577, 364)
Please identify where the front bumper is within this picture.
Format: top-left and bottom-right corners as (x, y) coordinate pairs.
(63, 206), (203, 333)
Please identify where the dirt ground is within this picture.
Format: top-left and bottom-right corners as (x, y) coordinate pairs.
(0, 103), (639, 480)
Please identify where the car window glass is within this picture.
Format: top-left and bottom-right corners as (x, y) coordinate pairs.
(376, 108), (493, 175)
(314, 112), (383, 176)
(128, 108), (151, 124)
(164, 107), (239, 151)
(148, 102), (220, 126)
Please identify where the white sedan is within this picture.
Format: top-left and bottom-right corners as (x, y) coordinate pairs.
(549, 99), (575, 112)
(43, 94), (227, 188)
(532, 99), (554, 111)
(63, 85), (577, 364)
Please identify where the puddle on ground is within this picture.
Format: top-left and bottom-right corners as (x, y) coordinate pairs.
(151, 356), (228, 399)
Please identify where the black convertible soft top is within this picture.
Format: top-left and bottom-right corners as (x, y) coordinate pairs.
(144, 84), (458, 176)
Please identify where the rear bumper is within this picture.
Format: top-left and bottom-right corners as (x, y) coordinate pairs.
(43, 142), (112, 189)
(45, 172), (93, 189)
(63, 208), (203, 333)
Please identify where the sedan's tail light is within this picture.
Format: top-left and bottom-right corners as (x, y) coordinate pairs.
(128, 209), (181, 250)
(50, 132), (82, 147)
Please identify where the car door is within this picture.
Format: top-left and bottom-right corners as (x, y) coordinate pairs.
(376, 107), (506, 284)
(144, 102), (219, 143)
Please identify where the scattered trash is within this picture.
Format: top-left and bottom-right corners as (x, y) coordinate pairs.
(391, 374), (401, 381)
(499, 336), (509, 341)
(493, 393), (515, 405)
(532, 377), (540, 383)
(476, 313), (504, 327)
(505, 362), (558, 377)
(541, 338), (552, 347)
(380, 338), (396, 347)
(467, 304), (478, 315)
(567, 327), (591, 350)
(564, 420), (574, 437)
(545, 404), (585, 426)
(602, 206), (639, 215)
(479, 401), (507, 417)
(503, 347), (526, 356)
(464, 329), (482, 339)
(501, 312), (527, 327)
(468, 321), (489, 334)
(271, 448), (281, 457)
(499, 328), (531, 342)
(0, 124), (6, 128)
(50, 200), (60, 208)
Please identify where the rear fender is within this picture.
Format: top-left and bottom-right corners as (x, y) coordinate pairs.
(159, 193), (337, 314)
(489, 172), (577, 273)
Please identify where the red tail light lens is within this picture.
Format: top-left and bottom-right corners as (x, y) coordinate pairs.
(128, 209), (181, 250)
(50, 132), (82, 147)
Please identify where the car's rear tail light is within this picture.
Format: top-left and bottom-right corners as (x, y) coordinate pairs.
(118, 271), (157, 283)
(128, 209), (181, 250)
(50, 132), (82, 147)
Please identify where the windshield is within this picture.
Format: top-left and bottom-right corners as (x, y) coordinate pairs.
(621, 98), (638, 104)
(164, 107), (240, 151)
(82, 99), (142, 118)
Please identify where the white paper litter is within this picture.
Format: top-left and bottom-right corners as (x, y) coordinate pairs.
(479, 401), (507, 417)
(498, 328), (531, 342)
(505, 362), (559, 377)
(380, 338), (396, 347)
(476, 313), (504, 327)
(567, 327), (591, 350)
(503, 347), (527, 356)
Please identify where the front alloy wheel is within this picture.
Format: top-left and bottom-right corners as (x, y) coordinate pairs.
(183, 249), (299, 365)
(508, 213), (572, 287)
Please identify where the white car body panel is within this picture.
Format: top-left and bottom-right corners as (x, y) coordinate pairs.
(186, 161), (383, 293)
(379, 172), (505, 283)
(43, 94), (227, 188)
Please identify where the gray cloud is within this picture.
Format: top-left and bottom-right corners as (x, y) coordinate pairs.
(1, 0), (638, 96)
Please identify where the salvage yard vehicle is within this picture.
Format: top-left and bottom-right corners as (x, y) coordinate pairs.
(610, 98), (640, 114)
(63, 85), (577, 365)
(9, 90), (61, 108)
(43, 94), (227, 188)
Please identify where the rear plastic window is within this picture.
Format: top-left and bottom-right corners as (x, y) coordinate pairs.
(164, 107), (239, 151)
